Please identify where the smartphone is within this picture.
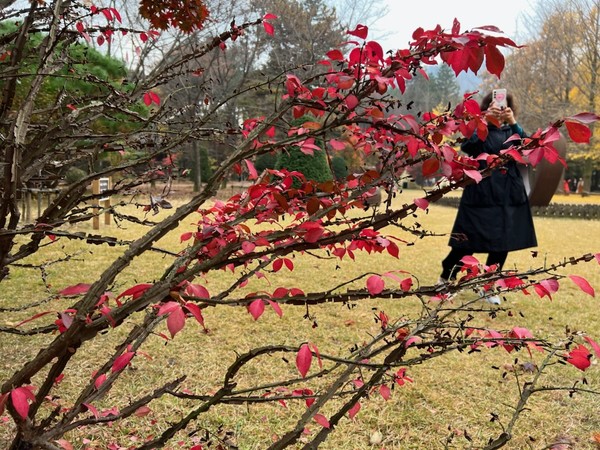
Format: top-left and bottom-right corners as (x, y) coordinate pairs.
(493, 88), (507, 109)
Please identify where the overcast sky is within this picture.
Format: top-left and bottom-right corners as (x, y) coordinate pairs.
(369, 0), (536, 52)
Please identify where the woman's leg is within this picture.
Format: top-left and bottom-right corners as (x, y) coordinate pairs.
(485, 251), (508, 271)
(441, 248), (473, 280)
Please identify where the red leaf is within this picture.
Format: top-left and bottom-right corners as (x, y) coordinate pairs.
(303, 227), (324, 243)
(117, 283), (152, 300)
(263, 21), (274, 36)
(566, 112), (600, 124)
(94, 373), (107, 389)
(263, 13), (278, 20)
(464, 169), (483, 183)
(100, 8), (113, 21)
(484, 44), (505, 77)
(584, 336), (600, 358)
(59, 283), (91, 296)
(366, 275), (385, 295)
(413, 197), (429, 210)
(422, 158), (439, 176)
(76, 21), (85, 33)
(185, 283), (210, 299)
(460, 255), (480, 266)
(347, 24), (368, 39)
(272, 259), (283, 272)
(241, 240), (256, 254)
(83, 403), (99, 418)
(166, 305), (186, 338)
(180, 231), (193, 242)
(400, 277), (413, 291)
(247, 299), (265, 320)
(143, 92), (152, 106)
(405, 336), (421, 347)
(134, 405), (151, 417)
(540, 278), (559, 294)
(313, 413), (330, 428)
(310, 342), (323, 369)
(565, 121), (592, 143)
(303, 388), (315, 407)
(566, 344), (591, 371)
(329, 139), (346, 150)
(387, 241), (399, 258)
(157, 301), (180, 316)
(379, 384), (391, 401)
(348, 401), (361, 419)
(569, 275), (595, 297)
(345, 94), (359, 109)
(326, 49), (344, 61)
(111, 351), (135, 373)
(296, 343), (312, 378)
(244, 159), (258, 180)
(283, 258), (294, 271)
(272, 287), (289, 298)
(15, 310), (53, 327)
(534, 283), (552, 299)
(267, 300), (283, 318)
(109, 7), (121, 22)
(185, 302), (206, 329)
(10, 387), (34, 419)
(149, 91), (160, 105)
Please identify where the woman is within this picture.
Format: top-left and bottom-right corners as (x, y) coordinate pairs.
(439, 91), (537, 303)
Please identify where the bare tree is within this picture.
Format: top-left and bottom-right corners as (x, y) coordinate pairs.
(498, 0), (600, 189)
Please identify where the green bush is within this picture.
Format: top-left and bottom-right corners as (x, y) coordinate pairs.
(275, 116), (332, 184)
(64, 167), (87, 184)
(255, 152), (278, 173)
(331, 155), (348, 180)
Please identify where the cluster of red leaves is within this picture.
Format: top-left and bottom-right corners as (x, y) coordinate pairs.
(139, 0), (209, 33)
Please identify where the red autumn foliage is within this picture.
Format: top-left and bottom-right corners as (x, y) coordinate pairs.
(0, 3), (598, 449)
(139, 0), (209, 33)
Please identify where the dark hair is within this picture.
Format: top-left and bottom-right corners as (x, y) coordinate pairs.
(480, 91), (518, 116)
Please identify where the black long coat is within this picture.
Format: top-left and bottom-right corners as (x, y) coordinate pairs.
(449, 124), (537, 252)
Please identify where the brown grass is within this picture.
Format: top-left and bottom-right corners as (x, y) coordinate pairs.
(1, 188), (600, 449)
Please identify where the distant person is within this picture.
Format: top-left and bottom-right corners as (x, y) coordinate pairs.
(563, 179), (571, 195)
(438, 91), (537, 304)
(576, 177), (584, 195)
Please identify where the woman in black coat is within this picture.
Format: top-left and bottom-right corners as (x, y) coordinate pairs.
(439, 92), (537, 299)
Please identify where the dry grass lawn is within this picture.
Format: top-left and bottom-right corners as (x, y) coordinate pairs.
(1, 188), (600, 449)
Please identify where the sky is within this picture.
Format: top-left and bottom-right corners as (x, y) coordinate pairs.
(369, 0), (536, 53)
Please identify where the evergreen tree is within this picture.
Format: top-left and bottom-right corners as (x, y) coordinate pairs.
(275, 116), (333, 183)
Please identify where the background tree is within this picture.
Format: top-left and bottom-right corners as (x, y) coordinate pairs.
(491, 0), (600, 191)
(400, 65), (461, 115)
